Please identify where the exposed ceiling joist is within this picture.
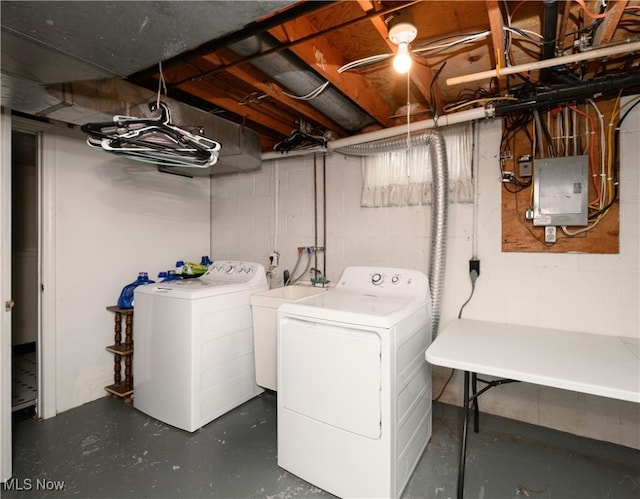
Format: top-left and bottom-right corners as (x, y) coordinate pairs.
(2, 0), (639, 154)
(201, 49), (349, 136)
(268, 17), (396, 128)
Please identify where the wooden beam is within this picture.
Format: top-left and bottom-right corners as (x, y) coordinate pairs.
(557, 0), (574, 54)
(592, 0), (628, 46)
(201, 49), (349, 136)
(486, 0), (506, 91)
(356, 0), (446, 116)
(268, 16), (396, 128)
(177, 80), (296, 137)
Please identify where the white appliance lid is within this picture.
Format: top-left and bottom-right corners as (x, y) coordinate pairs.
(279, 290), (427, 328)
(279, 266), (430, 328)
(135, 261), (267, 299)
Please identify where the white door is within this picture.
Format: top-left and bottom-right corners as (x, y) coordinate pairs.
(280, 316), (382, 438)
(1, 108), (13, 482)
(1, 113), (56, 482)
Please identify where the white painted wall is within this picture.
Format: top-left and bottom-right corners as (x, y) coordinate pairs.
(212, 112), (640, 449)
(45, 123), (211, 413)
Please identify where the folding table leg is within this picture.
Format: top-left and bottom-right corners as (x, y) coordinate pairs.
(457, 370), (470, 499)
(472, 372), (479, 433)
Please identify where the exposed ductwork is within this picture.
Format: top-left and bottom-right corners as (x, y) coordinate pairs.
(334, 130), (449, 340)
(42, 79), (262, 177)
(228, 32), (377, 133)
(1, 0), (294, 175)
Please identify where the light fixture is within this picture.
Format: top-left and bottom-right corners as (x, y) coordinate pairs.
(388, 18), (417, 74)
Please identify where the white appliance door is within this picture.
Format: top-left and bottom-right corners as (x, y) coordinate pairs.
(280, 316), (382, 439)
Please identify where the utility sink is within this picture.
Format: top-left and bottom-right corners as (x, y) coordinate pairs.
(251, 285), (329, 391)
(251, 284), (329, 307)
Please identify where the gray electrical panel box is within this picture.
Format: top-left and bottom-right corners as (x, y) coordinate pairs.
(533, 155), (589, 227)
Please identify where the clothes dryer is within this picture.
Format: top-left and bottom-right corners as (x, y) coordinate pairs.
(133, 261), (267, 432)
(277, 266), (432, 498)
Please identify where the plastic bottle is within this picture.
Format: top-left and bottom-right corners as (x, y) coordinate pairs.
(163, 270), (181, 282)
(157, 271), (168, 282)
(175, 260), (185, 275)
(200, 255), (212, 267)
(117, 272), (155, 309)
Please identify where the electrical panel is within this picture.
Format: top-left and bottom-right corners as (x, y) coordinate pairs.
(533, 155), (589, 227)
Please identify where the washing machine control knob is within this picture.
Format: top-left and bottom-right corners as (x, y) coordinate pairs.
(371, 273), (383, 285)
(226, 265), (235, 273)
(391, 275), (400, 284)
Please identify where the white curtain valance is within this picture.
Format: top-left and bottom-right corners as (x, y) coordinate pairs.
(361, 123), (474, 207)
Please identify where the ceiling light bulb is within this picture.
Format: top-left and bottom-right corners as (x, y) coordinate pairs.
(393, 42), (412, 73)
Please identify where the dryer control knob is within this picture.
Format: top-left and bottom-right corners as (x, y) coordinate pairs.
(226, 266), (235, 273)
(391, 275), (400, 284)
(371, 273), (383, 285)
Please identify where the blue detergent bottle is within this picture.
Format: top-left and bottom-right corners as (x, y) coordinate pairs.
(162, 270), (181, 282)
(117, 272), (155, 309)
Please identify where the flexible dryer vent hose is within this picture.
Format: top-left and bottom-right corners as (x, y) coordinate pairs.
(336, 129), (448, 339)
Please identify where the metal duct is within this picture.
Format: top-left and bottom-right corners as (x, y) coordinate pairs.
(45, 79), (262, 177)
(229, 32), (376, 132)
(334, 130), (449, 340)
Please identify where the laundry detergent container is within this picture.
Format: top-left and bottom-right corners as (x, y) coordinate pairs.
(251, 285), (329, 391)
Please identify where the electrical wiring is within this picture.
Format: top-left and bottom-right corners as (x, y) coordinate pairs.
(565, 103), (601, 207)
(561, 215), (603, 236)
(503, 26), (545, 45)
(499, 106), (534, 193)
(507, 0), (528, 20)
(612, 95), (640, 181)
(434, 254), (480, 403)
(457, 273), (478, 319)
(587, 99), (607, 211)
(282, 81), (330, 101)
(573, 0), (607, 19)
(412, 30), (490, 51)
(588, 94), (640, 219)
(543, 96), (631, 237)
(337, 54), (392, 73)
(412, 31), (491, 56)
(562, 19), (603, 39)
(433, 368), (455, 402)
(493, 2), (638, 245)
(587, 96), (640, 219)
(443, 96), (517, 113)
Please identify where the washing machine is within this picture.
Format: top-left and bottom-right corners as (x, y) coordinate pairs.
(133, 260), (268, 432)
(277, 266), (432, 498)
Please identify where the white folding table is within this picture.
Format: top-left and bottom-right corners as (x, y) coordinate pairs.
(425, 318), (640, 499)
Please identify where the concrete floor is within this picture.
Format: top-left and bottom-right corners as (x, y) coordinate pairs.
(2, 392), (638, 499)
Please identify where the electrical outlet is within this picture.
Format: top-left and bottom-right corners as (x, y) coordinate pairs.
(518, 161), (532, 177)
(545, 226), (557, 243)
(518, 154), (533, 177)
(269, 252), (279, 267)
(502, 171), (514, 183)
(469, 259), (480, 277)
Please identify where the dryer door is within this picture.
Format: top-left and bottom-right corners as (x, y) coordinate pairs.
(279, 316), (382, 439)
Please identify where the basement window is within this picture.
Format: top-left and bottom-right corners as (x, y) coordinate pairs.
(361, 123), (473, 207)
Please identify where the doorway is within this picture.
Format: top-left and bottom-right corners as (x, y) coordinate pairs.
(11, 130), (38, 421)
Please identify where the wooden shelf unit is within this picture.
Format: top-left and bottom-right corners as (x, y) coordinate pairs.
(105, 306), (134, 402)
